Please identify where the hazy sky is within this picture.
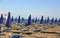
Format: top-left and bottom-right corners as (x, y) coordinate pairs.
(0, 0), (60, 19)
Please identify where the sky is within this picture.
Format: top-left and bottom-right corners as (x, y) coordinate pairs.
(0, 0), (60, 19)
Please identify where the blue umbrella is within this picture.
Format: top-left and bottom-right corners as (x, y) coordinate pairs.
(5, 12), (11, 28)
(18, 16), (20, 23)
(27, 14), (32, 25)
(40, 16), (44, 24)
(0, 14), (4, 24)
